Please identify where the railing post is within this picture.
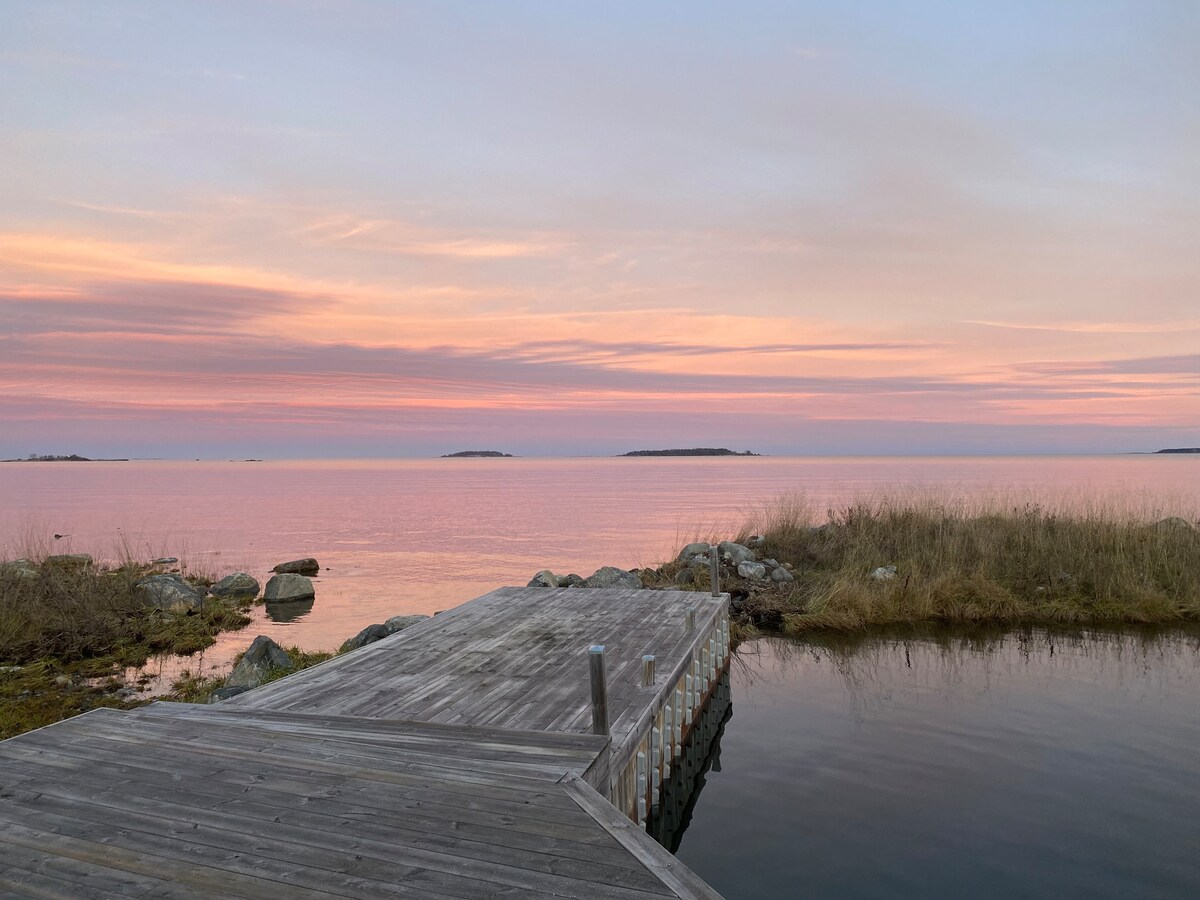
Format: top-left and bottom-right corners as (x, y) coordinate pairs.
(686, 607), (696, 632)
(708, 543), (720, 597)
(641, 654), (656, 687)
(589, 645), (609, 736)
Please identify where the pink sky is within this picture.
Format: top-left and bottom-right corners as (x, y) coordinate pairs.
(2, 3), (1197, 457)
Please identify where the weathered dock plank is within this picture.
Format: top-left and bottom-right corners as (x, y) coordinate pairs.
(0, 586), (729, 898)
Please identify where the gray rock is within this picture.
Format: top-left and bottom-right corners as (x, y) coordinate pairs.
(583, 566), (643, 589)
(134, 574), (206, 613)
(341, 623), (392, 652)
(746, 534), (766, 549)
(762, 558), (780, 569)
(688, 555), (711, 569)
(0, 559), (39, 581)
(870, 565), (898, 581)
(263, 573), (315, 602)
(273, 557), (320, 576)
(207, 685), (250, 703)
(225, 635), (292, 690)
(210, 572), (260, 599)
(527, 569), (561, 588)
(677, 542), (713, 563)
(770, 567), (794, 583)
(737, 561), (768, 580)
(384, 614), (430, 633)
(718, 542), (756, 565)
(674, 567), (695, 586)
(560, 573), (586, 588)
(45, 553), (92, 568)
(661, 585), (682, 591)
(1155, 516), (1195, 531)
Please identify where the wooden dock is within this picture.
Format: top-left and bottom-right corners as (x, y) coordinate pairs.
(0, 586), (731, 898)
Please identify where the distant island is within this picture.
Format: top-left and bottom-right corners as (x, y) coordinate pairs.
(440, 450), (514, 458)
(620, 448), (760, 457)
(1157, 448), (1200, 454)
(1, 454), (129, 462)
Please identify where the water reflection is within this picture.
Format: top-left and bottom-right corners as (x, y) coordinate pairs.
(264, 598), (315, 623)
(675, 628), (1200, 900)
(648, 671), (733, 852)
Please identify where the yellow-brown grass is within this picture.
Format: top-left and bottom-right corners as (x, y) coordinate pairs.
(733, 493), (1200, 634)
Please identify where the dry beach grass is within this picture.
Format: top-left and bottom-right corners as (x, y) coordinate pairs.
(724, 493), (1200, 634)
(0, 554), (254, 738)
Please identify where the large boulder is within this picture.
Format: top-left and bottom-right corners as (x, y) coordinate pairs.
(718, 542), (756, 565)
(210, 572), (260, 599)
(527, 569), (561, 588)
(384, 614), (430, 633)
(134, 574), (205, 613)
(583, 566), (643, 589)
(263, 573), (315, 602)
(273, 558), (320, 576)
(677, 542), (712, 563)
(737, 561), (768, 580)
(225, 635), (293, 690)
(770, 566), (794, 584)
(560, 573), (586, 588)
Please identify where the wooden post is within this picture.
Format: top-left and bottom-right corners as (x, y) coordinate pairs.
(686, 607), (696, 631)
(641, 654), (656, 687)
(588, 645), (609, 736)
(708, 543), (720, 597)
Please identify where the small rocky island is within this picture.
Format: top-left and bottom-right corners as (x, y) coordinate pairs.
(1156, 448), (1200, 454)
(620, 448), (760, 457)
(440, 450), (514, 458)
(1, 453), (128, 462)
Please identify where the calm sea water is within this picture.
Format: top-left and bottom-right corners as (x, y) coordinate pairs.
(677, 631), (1200, 899)
(1, 455), (1196, 674)
(3, 455), (1198, 896)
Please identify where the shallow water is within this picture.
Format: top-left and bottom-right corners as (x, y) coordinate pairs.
(675, 629), (1200, 899)
(1, 454), (1196, 679)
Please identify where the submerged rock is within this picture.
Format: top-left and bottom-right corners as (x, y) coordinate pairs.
(152, 557), (179, 565)
(210, 572), (260, 599)
(583, 566), (643, 589)
(134, 574), (205, 613)
(225, 635), (292, 690)
(273, 557), (320, 576)
(263, 573), (315, 602)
